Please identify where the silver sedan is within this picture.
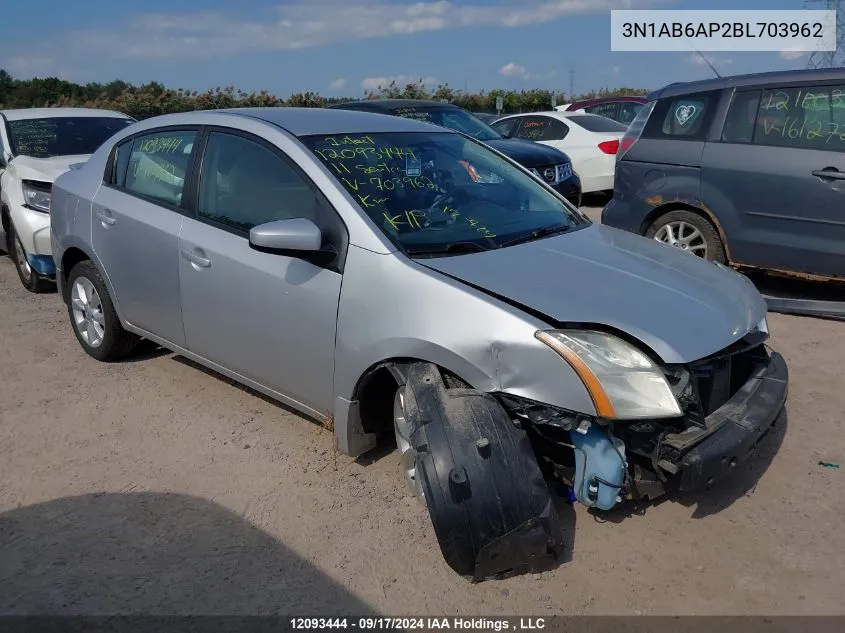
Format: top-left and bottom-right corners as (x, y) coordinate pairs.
(51, 107), (787, 581)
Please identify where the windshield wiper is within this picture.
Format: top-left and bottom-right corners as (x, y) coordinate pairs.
(500, 224), (571, 248)
(405, 241), (490, 257)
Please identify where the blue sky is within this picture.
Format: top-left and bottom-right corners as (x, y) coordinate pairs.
(0, 0), (818, 97)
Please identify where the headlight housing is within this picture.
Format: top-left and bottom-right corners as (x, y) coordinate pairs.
(535, 329), (682, 420)
(22, 180), (52, 213)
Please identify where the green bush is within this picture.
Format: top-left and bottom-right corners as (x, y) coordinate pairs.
(0, 69), (649, 120)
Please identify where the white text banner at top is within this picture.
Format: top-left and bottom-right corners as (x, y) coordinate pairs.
(610, 10), (837, 52)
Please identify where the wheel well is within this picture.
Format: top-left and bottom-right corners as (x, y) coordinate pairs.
(61, 247), (91, 281)
(355, 360), (472, 439)
(1, 205), (9, 234)
(639, 202), (731, 262)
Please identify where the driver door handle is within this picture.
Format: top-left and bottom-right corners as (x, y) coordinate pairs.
(181, 249), (212, 268)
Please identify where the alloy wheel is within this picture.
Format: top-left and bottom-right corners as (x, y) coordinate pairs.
(653, 220), (708, 258)
(71, 277), (106, 348)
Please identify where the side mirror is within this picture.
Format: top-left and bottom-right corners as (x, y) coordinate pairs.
(250, 217), (322, 253)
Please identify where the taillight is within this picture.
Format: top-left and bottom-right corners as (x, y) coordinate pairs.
(598, 140), (619, 154)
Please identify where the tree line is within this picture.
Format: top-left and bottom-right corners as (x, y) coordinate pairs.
(0, 70), (650, 120)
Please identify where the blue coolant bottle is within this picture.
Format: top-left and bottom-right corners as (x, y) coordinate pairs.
(569, 423), (627, 511)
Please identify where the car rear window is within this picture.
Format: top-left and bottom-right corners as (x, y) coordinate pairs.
(567, 115), (628, 133)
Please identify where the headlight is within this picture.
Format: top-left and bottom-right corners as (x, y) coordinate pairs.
(22, 181), (51, 213)
(535, 330), (682, 420)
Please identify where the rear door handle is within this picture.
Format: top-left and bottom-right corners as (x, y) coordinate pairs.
(811, 168), (845, 181)
(181, 249), (211, 268)
(96, 210), (116, 226)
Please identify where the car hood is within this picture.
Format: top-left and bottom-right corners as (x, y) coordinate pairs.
(8, 154), (92, 183)
(418, 224), (768, 364)
(484, 138), (571, 168)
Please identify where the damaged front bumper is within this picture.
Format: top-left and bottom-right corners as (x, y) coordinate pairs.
(659, 350), (788, 492)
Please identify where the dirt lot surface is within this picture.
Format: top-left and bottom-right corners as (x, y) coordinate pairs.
(1, 211), (844, 616)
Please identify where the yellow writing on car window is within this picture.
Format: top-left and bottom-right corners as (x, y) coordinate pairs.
(383, 206), (496, 239)
(139, 136), (185, 154)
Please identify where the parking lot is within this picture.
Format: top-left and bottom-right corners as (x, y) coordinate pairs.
(1, 204), (844, 616)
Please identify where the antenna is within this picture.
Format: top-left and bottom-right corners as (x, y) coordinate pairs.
(686, 38), (722, 78)
(804, 0), (845, 68)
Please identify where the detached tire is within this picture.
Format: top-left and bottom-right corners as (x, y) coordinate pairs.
(7, 221), (53, 293)
(645, 209), (726, 263)
(66, 260), (140, 362)
(402, 362), (564, 581)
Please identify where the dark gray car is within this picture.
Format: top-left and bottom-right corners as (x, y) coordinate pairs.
(602, 68), (845, 281)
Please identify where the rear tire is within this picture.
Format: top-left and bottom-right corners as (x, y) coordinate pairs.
(401, 362), (564, 581)
(66, 260), (140, 362)
(646, 209), (726, 263)
(7, 221), (53, 293)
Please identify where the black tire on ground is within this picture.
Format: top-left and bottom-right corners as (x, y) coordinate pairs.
(645, 209), (727, 264)
(6, 221), (54, 293)
(65, 260), (140, 362)
(402, 362), (565, 581)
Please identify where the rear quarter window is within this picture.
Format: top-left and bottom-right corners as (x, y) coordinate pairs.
(644, 90), (720, 140)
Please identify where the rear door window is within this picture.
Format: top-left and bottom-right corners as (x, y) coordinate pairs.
(753, 85), (845, 152)
(721, 90), (762, 143)
(122, 129), (197, 207)
(644, 91), (719, 140)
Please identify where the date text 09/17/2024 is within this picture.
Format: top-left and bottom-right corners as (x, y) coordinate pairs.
(289, 617), (548, 631)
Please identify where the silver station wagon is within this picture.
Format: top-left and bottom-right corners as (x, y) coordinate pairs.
(51, 108), (788, 581)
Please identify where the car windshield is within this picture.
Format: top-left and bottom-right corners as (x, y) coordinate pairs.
(301, 131), (587, 255)
(7, 116), (134, 158)
(387, 106), (502, 142)
(567, 115), (628, 133)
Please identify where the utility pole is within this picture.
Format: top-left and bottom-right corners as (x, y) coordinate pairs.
(804, 0), (845, 68)
(569, 68), (575, 101)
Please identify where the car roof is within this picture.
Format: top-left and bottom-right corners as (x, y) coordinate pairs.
(649, 68), (845, 100)
(0, 107), (131, 121)
(327, 99), (460, 112)
(220, 106), (447, 135)
(193, 107), (449, 136)
(566, 96), (647, 110)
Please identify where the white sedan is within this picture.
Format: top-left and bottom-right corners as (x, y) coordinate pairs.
(491, 111), (627, 195)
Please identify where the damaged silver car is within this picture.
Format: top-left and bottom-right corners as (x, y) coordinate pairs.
(50, 108), (788, 581)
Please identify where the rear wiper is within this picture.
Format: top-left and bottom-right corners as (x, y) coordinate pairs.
(500, 224), (572, 248)
(405, 241), (489, 257)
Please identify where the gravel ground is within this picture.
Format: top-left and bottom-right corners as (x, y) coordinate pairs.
(1, 211), (843, 616)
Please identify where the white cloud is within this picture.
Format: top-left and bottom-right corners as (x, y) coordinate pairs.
(328, 78), (348, 91)
(499, 62), (556, 81)
(499, 62), (528, 78)
(361, 75), (438, 91)
(611, 65), (620, 75)
(17, 0), (665, 62)
(780, 49), (806, 61)
(687, 53), (732, 67)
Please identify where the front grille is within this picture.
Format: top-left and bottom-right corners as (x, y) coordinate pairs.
(688, 338), (769, 416)
(530, 163), (571, 184)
